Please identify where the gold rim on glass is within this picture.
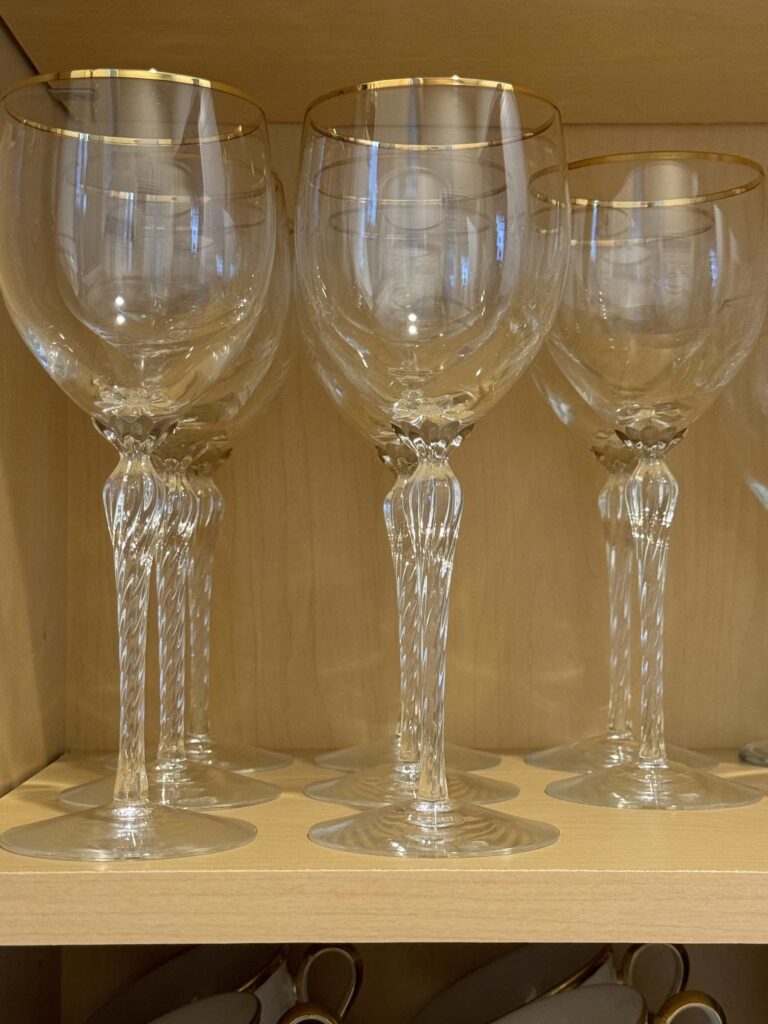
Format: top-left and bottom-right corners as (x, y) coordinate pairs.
(1, 67), (267, 146)
(313, 153), (512, 204)
(304, 75), (561, 150)
(568, 150), (764, 208)
(68, 151), (271, 202)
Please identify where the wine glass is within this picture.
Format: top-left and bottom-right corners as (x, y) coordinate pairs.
(526, 345), (716, 773)
(58, 178), (293, 810)
(310, 391), (498, 775)
(544, 150), (767, 809)
(300, 297), (516, 808)
(295, 76), (570, 856)
(315, 437), (500, 780)
(184, 177), (295, 774)
(311, 438), (499, 775)
(0, 68), (276, 859)
(182, 207), (295, 775)
(720, 327), (768, 766)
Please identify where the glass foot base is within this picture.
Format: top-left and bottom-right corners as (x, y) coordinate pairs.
(0, 803), (256, 861)
(185, 738), (292, 773)
(546, 759), (762, 810)
(308, 800), (559, 858)
(100, 741), (292, 774)
(526, 736), (718, 773)
(315, 737), (499, 773)
(58, 760), (281, 811)
(739, 740), (768, 767)
(305, 764), (518, 809)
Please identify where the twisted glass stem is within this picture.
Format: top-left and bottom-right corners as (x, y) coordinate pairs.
(186, 472), (225, 746)
(598, 470), (634, 741)
(384, 470), (420, 767)
(401, 453), (462, 806)
(626, 455), (679, 766)
(155, 460), (198, 766)
(103, 446), (165, 806)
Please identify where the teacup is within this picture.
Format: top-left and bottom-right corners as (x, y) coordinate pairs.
(86, 943), (362, 1024)
(243, 944), (363, 1023)
(492, 983), (726, 1024)
(411, 943), (689, 1024)
(656, 991), (728, 1023)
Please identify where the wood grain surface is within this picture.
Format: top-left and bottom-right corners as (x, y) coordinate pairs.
(3, 752), (768, 946)
(0, 20), (67, 798)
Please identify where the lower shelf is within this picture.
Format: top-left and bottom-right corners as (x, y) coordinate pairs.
(1, 751), (768, 945)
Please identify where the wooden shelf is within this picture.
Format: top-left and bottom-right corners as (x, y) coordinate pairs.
(2, 752), (768, 946)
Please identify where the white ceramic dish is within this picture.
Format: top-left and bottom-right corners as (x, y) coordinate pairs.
(86, 943), (361, 1024)
(411, 942), (690, 1024)
(86, 945), (282, 1024)
(149, 993), (259, 1024)
(410, 943), (613, 1024)
(496, 984), (646, 1024)
(496, 984), (727, 1024)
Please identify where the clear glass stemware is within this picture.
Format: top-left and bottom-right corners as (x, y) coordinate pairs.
(544, 151), (768, 809)
(720, 326), (768, 767)
(298, 221), (516, 810)
(296, 76), (570, 855)
(0, 69), (277, 859)
(182, 178), (296, 775)
(61, 179), (294, 811)
(304, 438), (517, 809)
(302, 276), (500, 782)
(526, 347), (716, 773)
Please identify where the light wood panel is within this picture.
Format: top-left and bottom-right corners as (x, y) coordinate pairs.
(64, 121), (768, 756)
(0, 19), (68, 796)
(0, 296), (68, 793)
(3, 753), (768, 946)
(4, 0), (768, 125)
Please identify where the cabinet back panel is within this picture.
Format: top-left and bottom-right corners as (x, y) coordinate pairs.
(0, 20), (68, 795)
(61, 122), (768, 754)
(4, 0), (768, 125)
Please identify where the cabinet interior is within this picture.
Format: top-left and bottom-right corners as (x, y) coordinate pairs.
(0, 6), (767, 1023)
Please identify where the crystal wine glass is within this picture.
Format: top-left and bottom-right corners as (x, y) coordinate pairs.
(182, 190), (295, 774)
(544, 150), (767, 809)
(0, 68), (277, 859)
(301, 322), (516, 808)
(303, 293), (499, 779)
(180, 177), (296, 774)
(314, 476), (500, 782)
(526, 345), (716, 773)
(59, 178), (293, 810)
(719, 326), (768, 766)
(296, 76), (570, 856)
